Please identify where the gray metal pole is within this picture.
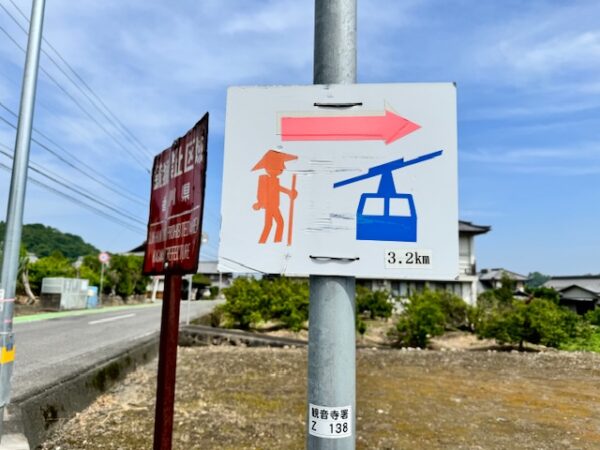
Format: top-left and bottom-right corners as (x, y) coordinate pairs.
(313, 0), (357, 85)
(0, 0), (46, 436)
(308, 1), (357, 449)
(99, 262), (105, 305)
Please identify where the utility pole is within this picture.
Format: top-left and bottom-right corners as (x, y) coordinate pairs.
(308, 1), (357, 449)
(0, 0), (46, 438)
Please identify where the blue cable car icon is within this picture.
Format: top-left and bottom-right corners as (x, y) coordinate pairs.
(333, 150), (443, 242)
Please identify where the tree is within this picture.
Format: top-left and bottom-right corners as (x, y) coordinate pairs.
(390, 290), (469, 348)
(525, 286), (560, 304)
(393, 291), (446, 348)
(0, 222), (98, 259)
(103, 255), (148, 298)
(219, 277), (309, 331)
(526, 271), (550, 289)
(18, 245), (36, 303)
(356, 286), (394, 319)
(220, 277), (268, 329)
(475, 282), (581, 349)
(79, 255), (101, 287)
(27, 252), (76, 295)
(585, 308), (600, 326)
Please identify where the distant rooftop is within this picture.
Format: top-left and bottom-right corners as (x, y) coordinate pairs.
(479, 268), (527, 281)
(544, 276), (600, 294)
(126, 243), (146, 254)
(459, 220), (491, 235)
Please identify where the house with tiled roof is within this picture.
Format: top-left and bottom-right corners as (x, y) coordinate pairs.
(478, 268), (528, 292)
(543, 276), (600, 314)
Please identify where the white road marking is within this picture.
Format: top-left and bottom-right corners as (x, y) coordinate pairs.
(88, 313), (136, 325)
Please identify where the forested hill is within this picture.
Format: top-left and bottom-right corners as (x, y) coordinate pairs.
(0, 222), (98, 259)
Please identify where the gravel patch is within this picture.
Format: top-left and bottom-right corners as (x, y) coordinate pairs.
(40, 346), (600, 449)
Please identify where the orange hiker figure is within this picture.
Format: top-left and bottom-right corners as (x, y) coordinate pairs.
(252, 150), (298, 245)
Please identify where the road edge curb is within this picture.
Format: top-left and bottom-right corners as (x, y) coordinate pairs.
(5, 333), (159, 448)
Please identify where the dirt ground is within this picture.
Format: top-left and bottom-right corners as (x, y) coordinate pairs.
(40, 343), (600, 450)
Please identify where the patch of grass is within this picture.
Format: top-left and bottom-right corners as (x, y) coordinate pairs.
(42, 348), (600, 449)
(229, 391), (284, 412)
(561, 326), (600, 352)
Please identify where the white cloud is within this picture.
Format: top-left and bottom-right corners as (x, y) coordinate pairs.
(223, 0), (312, 35)
(469, 3), (600, 90)
(462, 99), (600, 121)
(461, 144), (600, 176)
(503, 31), (600, 75)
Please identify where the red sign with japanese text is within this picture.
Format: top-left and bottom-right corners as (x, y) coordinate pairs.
(143, 114), (208, 275)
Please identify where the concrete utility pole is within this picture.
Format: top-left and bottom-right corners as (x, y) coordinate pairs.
(0, 0), (46, 438)
(308, 1), (357, 449)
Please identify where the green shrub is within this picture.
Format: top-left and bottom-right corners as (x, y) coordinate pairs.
(220, 277), (267, 329)
(221, 277), (308, 331)
(27, 252), (76, 294)
(104, 254), (148, 297)
(356, 316), (367, 336)
(525, 286), (560, 304)
(392, 291), (447, 348)
(264, 277), (309, 331)
(560, 325), (599, 352)
(585, 308), (600, 326)
(192, 273), (212, 286)
(526, 299), (580, 347)
(435, 290), (470, 329)
(356, 286), (393, 319)
(389, 290), (470, 348)
(475, 294), (582, 349)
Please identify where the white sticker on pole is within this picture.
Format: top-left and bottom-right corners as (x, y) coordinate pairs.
(308, 403), (352, 439)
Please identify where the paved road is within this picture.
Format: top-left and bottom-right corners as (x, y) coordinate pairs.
(10, 300), (221, 400)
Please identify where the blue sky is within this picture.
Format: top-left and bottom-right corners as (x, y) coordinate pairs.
(0, 0), (598, 276)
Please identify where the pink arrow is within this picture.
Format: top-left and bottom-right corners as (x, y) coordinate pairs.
(281, 109), (420, 145)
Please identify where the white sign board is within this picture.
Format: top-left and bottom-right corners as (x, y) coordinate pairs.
(219, 83), (458, 280)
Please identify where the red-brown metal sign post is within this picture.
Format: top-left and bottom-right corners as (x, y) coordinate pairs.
(143, 114), (208, 450)
(153, 273), (182, 449)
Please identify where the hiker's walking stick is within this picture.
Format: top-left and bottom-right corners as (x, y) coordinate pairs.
(287, 174), (297, 246)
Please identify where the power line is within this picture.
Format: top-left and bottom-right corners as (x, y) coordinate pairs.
(201, 251), (219, 262)
(6, 0), (153, 160)
(0, 110), (147, 206)
(0, 101), (147, 203)
(0, 4), (152, 166)
(0, 100), (147, 204)
(2, 0), (153, 161)
(0, 19), (151, 172)
(0, 161), (145, 234)
(0, 143), (145, 226)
